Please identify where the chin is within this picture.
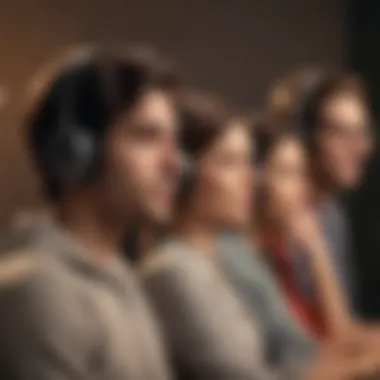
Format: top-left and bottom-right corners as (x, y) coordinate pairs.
(148, 206), (173, 225)
(226, 215), (249, 229)
(337, 176), (362, 191)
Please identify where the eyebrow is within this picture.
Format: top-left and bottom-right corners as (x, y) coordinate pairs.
(127, 119), (167, 131)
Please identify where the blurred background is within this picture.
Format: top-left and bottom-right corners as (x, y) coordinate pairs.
(0, 0), (380, 358)
(0, 0), (348, 226)
(0, 0), (380, 276)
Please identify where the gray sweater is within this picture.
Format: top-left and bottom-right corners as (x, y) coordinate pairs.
(218, 234), (315, 372)
(0, 220), (172, 380)
(291, 197), (354, 309)
(141, 238), (309, 380)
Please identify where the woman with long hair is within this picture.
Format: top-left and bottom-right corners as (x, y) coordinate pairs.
(253, 123), (349, 340)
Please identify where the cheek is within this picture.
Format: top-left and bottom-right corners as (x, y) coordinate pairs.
(197, 170), (251, 223)
(320, 139), (359, 182)
(105, 144), (152, 198)
(270, 179), (305, 210)
(195, 175), (223, 211)
(320, 137), (354, 172)
(127, 145), (158, 174)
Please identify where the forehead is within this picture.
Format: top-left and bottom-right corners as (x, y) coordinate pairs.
(268, 137), (305, 165)
(211, 121), (251, 153)
(321, 93), (368, 126)
(125, 89), (177, 128)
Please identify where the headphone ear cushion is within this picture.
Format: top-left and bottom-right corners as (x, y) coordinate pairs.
(43, 127), (96, 185)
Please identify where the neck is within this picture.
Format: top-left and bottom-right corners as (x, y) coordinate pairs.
(257, 219), (286, 248)
(255, 200), (286, 247)
(137, 224), (157, 258)
(310, 161), (337, 204)
(175, 213), (216, 257)
(55, 192), (127, 259)
(310, 178), (336, 206)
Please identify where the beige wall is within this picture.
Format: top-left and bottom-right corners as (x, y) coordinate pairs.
(0, 0), (347, 225)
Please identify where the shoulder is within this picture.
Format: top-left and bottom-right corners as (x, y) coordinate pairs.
(218, 232), (263, 268)
(0, 252), (60, 340)
(219, 231), (257, 255)
(0, 248), (100, 356)
(0, 229), (85, 325)
(218, 233), (282, 297)
(139, 239), (212, 303)
(0, 227), (57, 292)
(140, 239), (200, 279)
(0, 227), (45, 292)
(0, 246), (62, 313)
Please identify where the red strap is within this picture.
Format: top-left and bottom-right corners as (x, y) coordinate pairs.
(263, 235), (326, 339)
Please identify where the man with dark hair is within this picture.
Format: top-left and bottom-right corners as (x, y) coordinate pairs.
(0, 46), (179, 380)
(278, 70), (373, 314)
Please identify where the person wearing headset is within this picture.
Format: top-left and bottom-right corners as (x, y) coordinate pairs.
(0, 46), (179, 380)
(140, 92), (380, 380)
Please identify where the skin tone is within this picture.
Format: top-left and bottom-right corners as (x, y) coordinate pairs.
(311, 90), (380, 349)
(177, 120), (253, 256)
(178, 124), (380, 379)
(262, 135), (350, 338)
(263, 136), (309, 229)
(312, 91), (372, 193)
(261, 135), (380, 377)
(57, 89), (179, 260)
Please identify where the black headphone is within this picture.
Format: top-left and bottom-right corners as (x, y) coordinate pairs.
(32, 50), (106, 187)
(32, 47), (181, 192)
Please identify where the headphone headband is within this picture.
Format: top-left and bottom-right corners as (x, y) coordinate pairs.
(27, 48), (104, 188)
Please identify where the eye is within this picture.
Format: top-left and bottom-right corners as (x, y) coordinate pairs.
(129, 122), (162, 142)
(216, 152), (236, 166)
